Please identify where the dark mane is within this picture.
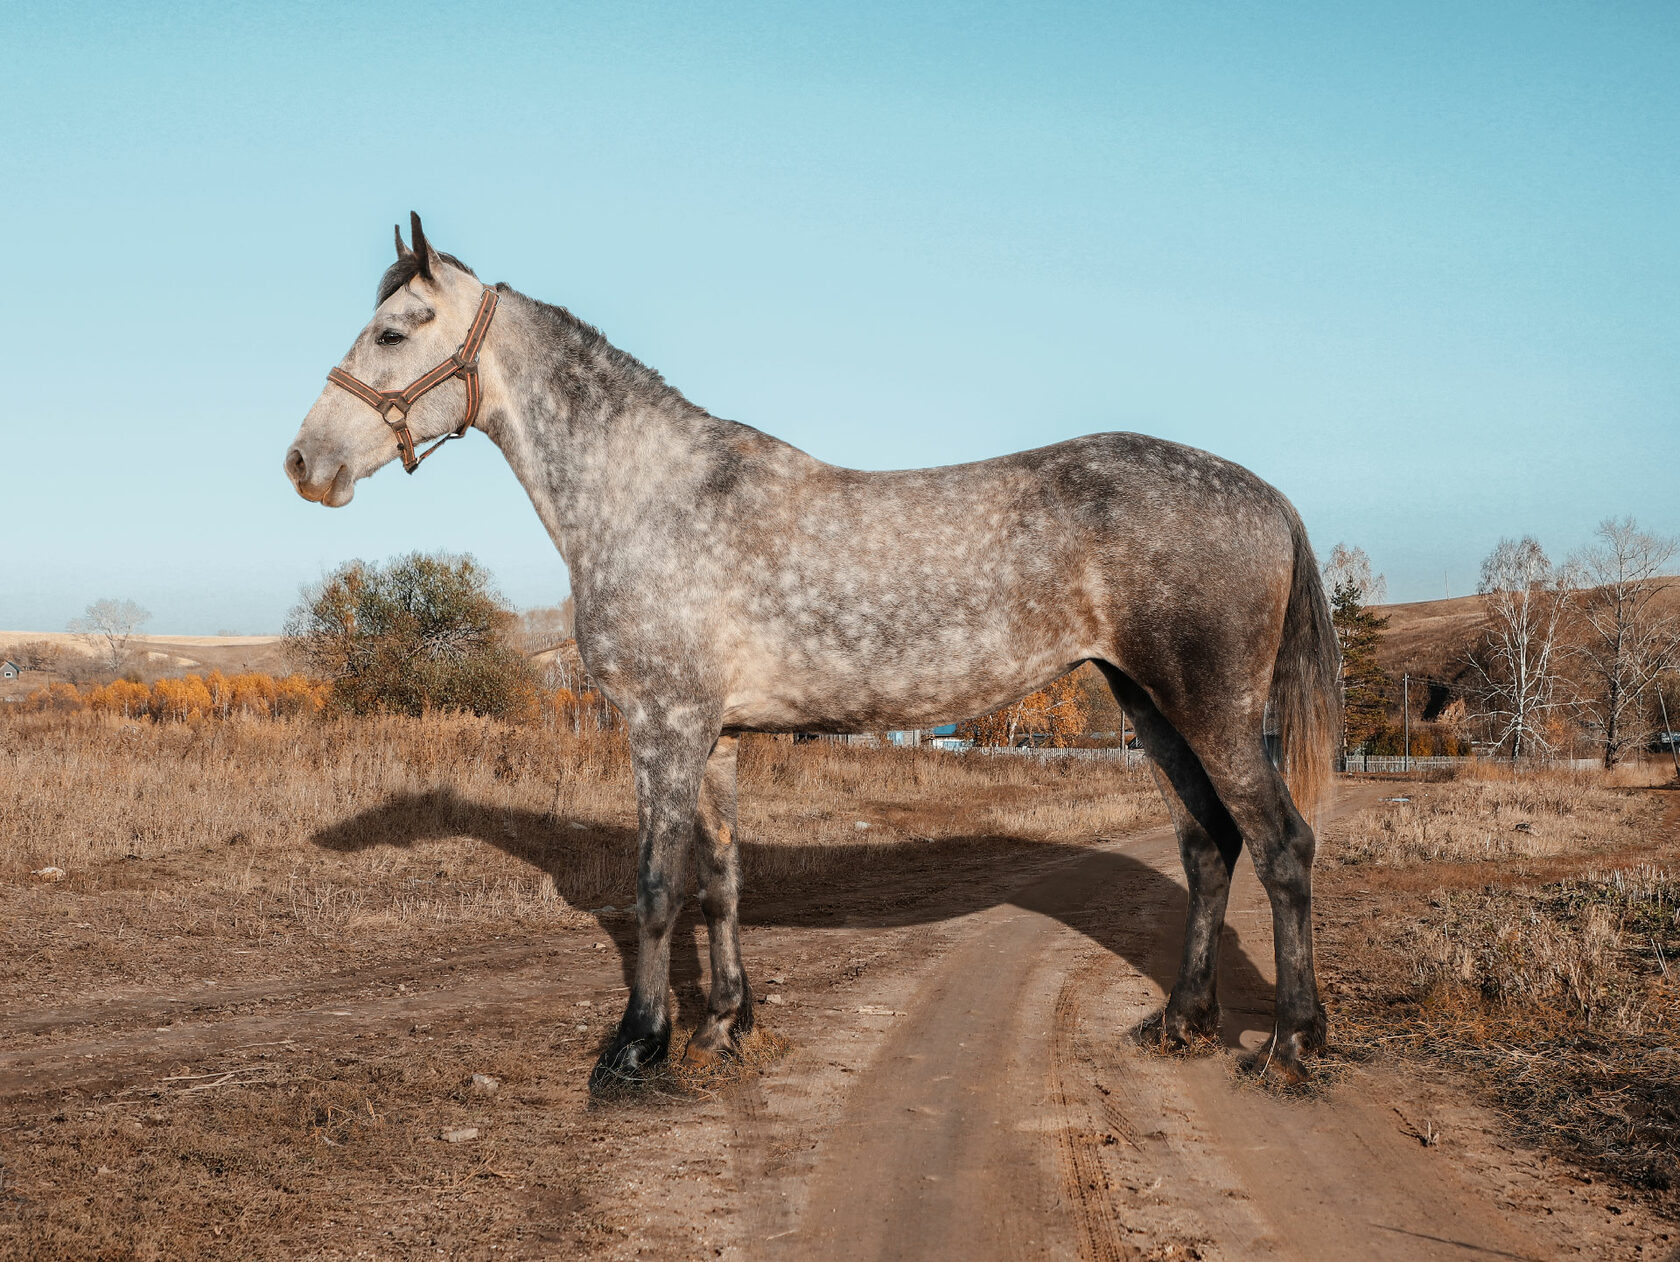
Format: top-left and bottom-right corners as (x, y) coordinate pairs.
(376, 252), (477, 305)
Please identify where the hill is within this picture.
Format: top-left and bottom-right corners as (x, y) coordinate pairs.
(1372, 581), (1680, 690)
(0, 632), (289, 700)
(1370, 595), (1486, 683)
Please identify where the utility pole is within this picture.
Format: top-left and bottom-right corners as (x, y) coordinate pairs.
(1402, 673), (1411, 773)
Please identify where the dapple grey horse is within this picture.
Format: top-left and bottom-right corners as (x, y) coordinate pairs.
(285, 215), (1341, 1088)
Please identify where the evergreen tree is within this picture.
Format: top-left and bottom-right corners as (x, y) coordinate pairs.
(1331, 579), (1392, 751)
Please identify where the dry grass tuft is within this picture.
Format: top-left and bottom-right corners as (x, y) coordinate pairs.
(1347, 867), (1680, 1198)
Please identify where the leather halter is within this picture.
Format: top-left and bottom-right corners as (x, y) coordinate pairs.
(326, 286), (499, 474)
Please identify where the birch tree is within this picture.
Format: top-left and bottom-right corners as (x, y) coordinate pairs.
(1466, 537), (1575, 759)
(1572, 517), (1680, 768)
(518, 596), (575, 654)
(1321, 543), (1388, 605)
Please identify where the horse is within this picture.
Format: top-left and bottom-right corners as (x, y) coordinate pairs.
(284, 214), (1341, 1088)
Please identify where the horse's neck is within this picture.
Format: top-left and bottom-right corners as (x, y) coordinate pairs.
(481, 291), (721, 570)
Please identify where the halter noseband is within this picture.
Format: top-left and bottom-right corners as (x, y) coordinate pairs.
(326, 286), (499, 474)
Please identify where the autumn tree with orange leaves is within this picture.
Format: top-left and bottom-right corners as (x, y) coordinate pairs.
(959, 672), (1089, 747)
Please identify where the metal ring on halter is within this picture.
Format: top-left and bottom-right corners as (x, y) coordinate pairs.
(325, 286), (499, 474)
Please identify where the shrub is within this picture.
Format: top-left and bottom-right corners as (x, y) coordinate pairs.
(85, 679), (150, 718)
(21, 682), (84, 713)
(150, 675), (214, 722)
(285, 552), (539, 720)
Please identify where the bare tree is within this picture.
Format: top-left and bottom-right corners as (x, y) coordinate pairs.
(1465, 537), (1575, 759)
(2, 639), (63, 672)
(517, 597), (575, 655)
(1571, 517), (1680, 768)
(68, 598), (152, 670)
(1321, 543), (1388, 605)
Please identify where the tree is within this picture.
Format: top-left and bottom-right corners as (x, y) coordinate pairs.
(961, 672), (1089, 747)
(68, 598), (151, 670)
(0, 639), (62, 672)
(1571, 517), (1680, 768)
(517, 597), (575, 654)
(1465, 537), (1575, 759)
(1329, 578), (1392, 751)
(285, 552), (538, 719)
(1321, 543), (1388, 606)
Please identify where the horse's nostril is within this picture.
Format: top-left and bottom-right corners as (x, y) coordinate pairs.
(286, 448), (307, 482)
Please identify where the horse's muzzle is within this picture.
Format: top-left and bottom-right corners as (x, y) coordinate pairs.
(285, 447), (355, 507)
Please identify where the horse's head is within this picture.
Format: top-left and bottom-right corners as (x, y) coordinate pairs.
(285, 213), (493, 506)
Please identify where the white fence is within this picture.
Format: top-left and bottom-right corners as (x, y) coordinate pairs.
(962, 743), (1149, 767)
(822, 732), (1146, 765)
(1338, 754), (1601, 774)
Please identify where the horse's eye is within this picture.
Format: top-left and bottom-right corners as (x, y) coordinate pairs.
(377, 329), (405, 346)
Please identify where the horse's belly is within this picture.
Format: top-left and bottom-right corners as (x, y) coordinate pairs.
(719, 634), (1087, 733)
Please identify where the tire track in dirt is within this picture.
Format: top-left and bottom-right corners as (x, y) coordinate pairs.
(1050, 957), (1135, 1262)
(782, 831), (1173, 1261)
(0, 942), (633, 1099)
(0, 936), (593, 1040)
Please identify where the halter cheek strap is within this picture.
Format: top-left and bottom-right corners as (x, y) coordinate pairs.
(326, 286), (499, 474)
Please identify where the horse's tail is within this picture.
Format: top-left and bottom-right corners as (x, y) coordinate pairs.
(1271, 507), (1341, 824)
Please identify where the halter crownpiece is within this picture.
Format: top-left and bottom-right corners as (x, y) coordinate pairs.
(326, 285), (500, 474)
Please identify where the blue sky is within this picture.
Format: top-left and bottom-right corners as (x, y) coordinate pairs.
(3, 2), (1675, 632)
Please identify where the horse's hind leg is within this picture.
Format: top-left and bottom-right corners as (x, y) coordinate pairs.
(1096, 663), (1242, 1047)
(681, 734), (756, 1067)
(1181, 718), (1326, 1081)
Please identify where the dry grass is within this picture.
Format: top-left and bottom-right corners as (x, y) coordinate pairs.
(1329, 764), (1655, 867)
(1323, 765), (1680, 1207)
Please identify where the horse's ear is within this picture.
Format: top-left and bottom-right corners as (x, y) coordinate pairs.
(393, 223), (416, 262)
(410, 211), (436, 282)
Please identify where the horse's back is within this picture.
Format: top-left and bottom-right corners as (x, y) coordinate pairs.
(697, 427), (1299, 731)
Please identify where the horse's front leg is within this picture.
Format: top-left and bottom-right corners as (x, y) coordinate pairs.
(682, 734), (754, 1067)
(589, 715), (715, 1091)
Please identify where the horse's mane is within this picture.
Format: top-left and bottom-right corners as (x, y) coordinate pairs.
(516, 290), (705, 417)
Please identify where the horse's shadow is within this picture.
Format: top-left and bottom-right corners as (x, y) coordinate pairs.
(309, 790), (1278, 1049)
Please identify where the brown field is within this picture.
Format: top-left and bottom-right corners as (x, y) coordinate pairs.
(2, 710), (1677, 1259)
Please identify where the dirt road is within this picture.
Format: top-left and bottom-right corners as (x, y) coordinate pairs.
(1, 783), (1667, 1259)
(726, 787), (1616, 1262)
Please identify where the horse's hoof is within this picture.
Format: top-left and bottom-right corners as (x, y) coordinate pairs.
(680, 1001), (755, 1070)
(1160, 1000), (1222, 1048)
(679, 1038), (724, 1070)
(1240, 1027), (1321, 1086)
(1137, 1003), (1219, 1055)
(588, 1029), (670, 1093)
